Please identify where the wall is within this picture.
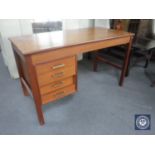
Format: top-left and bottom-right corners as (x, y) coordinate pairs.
(63, 19), (94, 30)
(0, 19), (33, 79)
(95, 19), (110, 28)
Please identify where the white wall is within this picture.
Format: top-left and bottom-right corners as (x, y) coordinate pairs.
(19, 19), (33, 35)
(95, 19), (110, 28)
(0, 19), (33, 79)
(63, 19), (94, 30)
(63, 19), (79, 29)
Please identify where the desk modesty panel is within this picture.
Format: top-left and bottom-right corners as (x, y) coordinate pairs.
(10, 28), (134, 125)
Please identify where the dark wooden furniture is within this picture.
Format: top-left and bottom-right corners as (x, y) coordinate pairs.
(10, 28), (133, 125)
(93, 20), (155, 79)
(130, 19), (155, 68)
(113, 20), (155, 69)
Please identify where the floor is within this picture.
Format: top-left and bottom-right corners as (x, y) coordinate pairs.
(0, 53), (155, 135)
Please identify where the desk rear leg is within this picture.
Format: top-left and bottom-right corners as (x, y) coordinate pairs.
(119, 37), (133, 86)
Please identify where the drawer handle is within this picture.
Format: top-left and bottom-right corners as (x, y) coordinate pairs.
(52, 81), (64, 88)
(52, 64), (65, 70)
(54, 91), (65, 98)
(52, 72), (64, 78)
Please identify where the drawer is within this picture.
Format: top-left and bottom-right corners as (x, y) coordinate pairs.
(37, 67), (75, 86)
(35, 56), (76, 75)
(41, 84), (76, 104)
(40, 77), (74, 95)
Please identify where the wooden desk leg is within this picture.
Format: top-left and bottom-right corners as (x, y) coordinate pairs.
(125, 48), (133, 77)
(26, 56), (45, 125)
(119, 37), (133, 86)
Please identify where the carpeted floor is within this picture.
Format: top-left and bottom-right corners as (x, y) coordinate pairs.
(0, 53), (155, 134)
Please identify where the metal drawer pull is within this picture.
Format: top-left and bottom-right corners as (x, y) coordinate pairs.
(54, 91), (64, 97)
(52, 81), (64, 88)
(52, 72), (64, 78)
(52, 64), (65, 69)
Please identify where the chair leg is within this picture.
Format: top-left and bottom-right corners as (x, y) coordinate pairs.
(144, 59), (149, 68)
(151, 81), (155, 87)
(87, 53), (92, 60)
(144, 50), (152, 68)
(125, 66), (129, 77)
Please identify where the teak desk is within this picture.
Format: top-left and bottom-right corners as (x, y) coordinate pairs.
(10, 28), (134, 125)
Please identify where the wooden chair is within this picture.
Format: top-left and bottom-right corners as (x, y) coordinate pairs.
(93, 19), (155, 85)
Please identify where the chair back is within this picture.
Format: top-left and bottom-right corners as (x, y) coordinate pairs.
(110, 19), (154, 41)
(128, 20), (140, 35)
(136, 20), (153, 39)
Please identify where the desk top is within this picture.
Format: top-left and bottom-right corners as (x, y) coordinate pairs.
(10, 28), (133, 55)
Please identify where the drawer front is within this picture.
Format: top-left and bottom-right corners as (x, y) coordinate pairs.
(37, 67), (75, 86)
(35, 56), (75, 75)
(40, 77), (74, 95)
(41, 84), (76, 104)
